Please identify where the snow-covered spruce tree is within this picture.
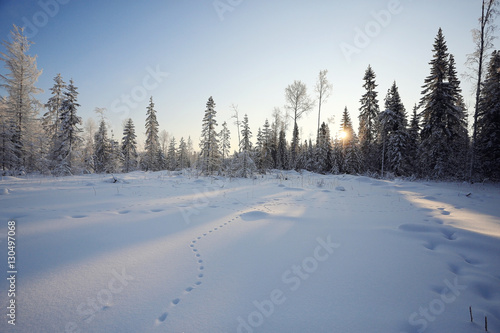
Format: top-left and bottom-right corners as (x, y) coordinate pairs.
(419, 28), (467, 179)
(219, 121), (231, 170)
(379, 82), (410, 176)
(166, 137), (177, 171)
(447, 54), (469, 178)
(177, 137), (189, 170)
(235, 114), (255, 178)
(43, 73), (66, 169)
(108, 131), (122, 174)
(358, 65), (380, 173)
(476, 50), (500, 180)
(93, 116), (111, 174)
(199, 96), (220, 175)
(285, 80), (314, 169)
(0, 25), (43, 172)
(276, 128), (289, 170)
(54, 79), (82, 175)
(257, 119), (274, 173)
(121, 118), (138, 173)
(408, 104), (421, 175)
(340, 107), (361, 174)
(315, 122), (333, 174)
(144, 96), (160, 171)
(331, 134), (342, 174)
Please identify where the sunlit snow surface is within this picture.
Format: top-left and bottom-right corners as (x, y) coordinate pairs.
(0, 171), (499, 333)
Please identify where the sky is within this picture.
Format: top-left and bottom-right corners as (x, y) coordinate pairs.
(0, 0), (499, 151)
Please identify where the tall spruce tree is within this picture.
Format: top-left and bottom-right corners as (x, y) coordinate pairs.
(199, 96), (220, 175)
(258, 119), (274, 173)
(419, 28), (468, 179)
(315, 122), (333, 173)
(219, 121), (231, 162)
(476, 50), (500, 180)
(276, 128), (288, 170)
(55, 79), (82, 175)
(408, 104), (421, 175)
(43, 73), (66, 168)
(340, 107), (361, 174)
(358, 65), (380, 173)
(166, 137), (177, 171)
(121, 118), (137, 173)
(237, 114), (254, 178)
(177, 137), (189, 170)
(379, 82), (410, 176)
(93, 117), (111, 173)
(144, 96), (160, 171)
(448, 55), (470, 178)
(0, 25), (43, 171)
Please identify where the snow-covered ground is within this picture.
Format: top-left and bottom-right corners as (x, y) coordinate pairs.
(0, 171), (499, 333)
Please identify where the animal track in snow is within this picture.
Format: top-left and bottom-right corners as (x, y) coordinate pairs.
(156, 206), (265, 327)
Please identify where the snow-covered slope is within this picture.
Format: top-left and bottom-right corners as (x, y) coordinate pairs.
(0, 171), (499, 333)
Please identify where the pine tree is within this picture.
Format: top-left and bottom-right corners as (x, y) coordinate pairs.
(199, 96), (220, 175)
(0, 25), (43, 171)
(476, 50), (500, 180)
(121, 118), (138, 173)
(55, 79), (82, 175)
(144, 96), (160, 171)
(358, 65), (380, 173)
(167, 137), (177, 171)
(43, 73), (66, 168)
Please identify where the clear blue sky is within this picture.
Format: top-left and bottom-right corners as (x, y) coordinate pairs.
(1, 0), (498, 150)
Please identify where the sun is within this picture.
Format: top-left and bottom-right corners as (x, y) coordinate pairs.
(339, 130), (348, 139)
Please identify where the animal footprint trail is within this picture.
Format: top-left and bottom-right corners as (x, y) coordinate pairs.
(155, 208), (251, 327)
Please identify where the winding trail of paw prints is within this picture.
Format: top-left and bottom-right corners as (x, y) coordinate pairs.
(154, 204), (270, 326)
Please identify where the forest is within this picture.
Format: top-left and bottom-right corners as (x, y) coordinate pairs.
(0, 3), (499, 181)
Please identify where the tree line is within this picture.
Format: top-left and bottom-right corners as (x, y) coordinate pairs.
(0, 1), (499, 180)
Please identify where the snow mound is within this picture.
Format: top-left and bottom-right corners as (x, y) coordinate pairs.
(240, 211), (270, 221)
(0, 188), (10, 195)
(335, 186), (346, 191)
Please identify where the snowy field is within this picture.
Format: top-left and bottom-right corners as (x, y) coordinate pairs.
(0, 171), (499, 333)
